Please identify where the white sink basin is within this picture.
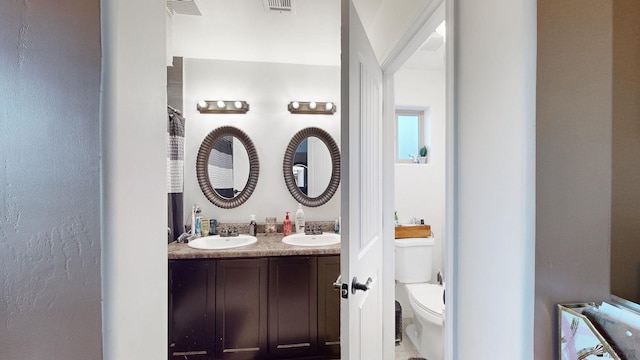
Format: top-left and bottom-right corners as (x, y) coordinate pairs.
(188, 234), (257, 250)
(282, 232), (341, 247)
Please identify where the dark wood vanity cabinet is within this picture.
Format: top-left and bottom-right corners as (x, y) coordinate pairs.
(169, 255), (340, 360)
(268, 256), (318, 358)
(215, 258), (268, 360)
(317, 256), (341, 357)
(169, 260), (216, 359)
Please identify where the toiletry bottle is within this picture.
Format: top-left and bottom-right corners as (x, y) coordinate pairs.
(201, 217), (210, 236)
(394, 211), (399, 226)
(191, 205), (196, 235)
(334, 217), (340, 234)
(295, 204), (305, 233)
(195, 217), (202, 236)
(249, 215), (257, 236)
(283, 212), (292, 236)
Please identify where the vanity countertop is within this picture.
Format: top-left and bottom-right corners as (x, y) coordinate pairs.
(168, 233), (340, 260)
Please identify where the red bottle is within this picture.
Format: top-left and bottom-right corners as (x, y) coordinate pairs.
(283, 212), (292, 236)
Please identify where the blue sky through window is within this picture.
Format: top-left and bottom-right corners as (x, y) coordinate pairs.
(398, 114), (419, 160)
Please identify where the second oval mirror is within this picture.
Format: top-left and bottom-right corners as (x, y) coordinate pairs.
(283, 127), (340, 207)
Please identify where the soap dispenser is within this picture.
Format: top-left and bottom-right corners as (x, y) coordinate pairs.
(283, 212), (292, 236)
(249, 215), (257, 236)
(295, 204), (305, 233)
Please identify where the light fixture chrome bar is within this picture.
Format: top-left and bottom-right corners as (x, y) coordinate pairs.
(288, 101), (336, 115)
(197, 100), (250, 114)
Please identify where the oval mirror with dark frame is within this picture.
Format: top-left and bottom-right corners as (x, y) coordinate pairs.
(283, 127), (340, 207)
(196, 126), (259, 209)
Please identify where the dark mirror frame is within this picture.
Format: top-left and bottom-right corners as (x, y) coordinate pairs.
(282, 127), (340, 207)
(196, 126), (259, 209)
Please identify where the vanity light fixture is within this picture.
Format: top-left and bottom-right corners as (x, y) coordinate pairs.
(287, 101), (336, 115)
(197, 100), (250, 114)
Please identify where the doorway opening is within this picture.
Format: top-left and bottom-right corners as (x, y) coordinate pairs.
(378, 1), (452, 359)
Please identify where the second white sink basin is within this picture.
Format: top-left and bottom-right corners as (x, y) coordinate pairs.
(188, 234), (258, 250)
(282, 232), (341, 247)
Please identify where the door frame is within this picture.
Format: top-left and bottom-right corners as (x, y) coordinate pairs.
(378, 1), (454, 359)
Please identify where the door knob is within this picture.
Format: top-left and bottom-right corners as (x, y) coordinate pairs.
(334, 275), (349, 298)
(351, 276), (373, 294)
(332, 275), (342, 290)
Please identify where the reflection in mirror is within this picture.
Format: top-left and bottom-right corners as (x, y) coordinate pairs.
(283, 127), (340, 208)
(207, 136), (249, 199)
(293, 137), (332, 197)
(196, 126), (259, 209)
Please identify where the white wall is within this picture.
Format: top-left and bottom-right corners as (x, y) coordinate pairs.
(0, 0), (102, 359)
(453, 0), (536, 358)
(183, 59), (341, 224)
(101, 0), (168, 358)
(353, 0), (436, 64)
(171, 0), (341, 67)
(394, 68), (446, 283)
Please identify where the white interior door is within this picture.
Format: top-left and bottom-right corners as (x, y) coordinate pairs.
(340, 1), (384, 359)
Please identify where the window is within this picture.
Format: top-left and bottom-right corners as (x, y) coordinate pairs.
(395, 109), (427, 163)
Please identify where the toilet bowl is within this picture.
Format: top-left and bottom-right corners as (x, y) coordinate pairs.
(395, 237), (445, 360)
(404, 283), (444, 360)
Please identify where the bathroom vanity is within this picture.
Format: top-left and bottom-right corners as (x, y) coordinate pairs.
(168, 235), (340, 360)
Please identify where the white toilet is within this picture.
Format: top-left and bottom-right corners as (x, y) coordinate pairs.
(395, 237), (444, 360)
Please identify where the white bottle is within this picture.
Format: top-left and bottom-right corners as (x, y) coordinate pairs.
(249, 215), (257, 236)
(295, 204), (305, 233)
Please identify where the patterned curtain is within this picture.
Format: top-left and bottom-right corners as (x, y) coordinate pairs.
(167, 106), (185, 243)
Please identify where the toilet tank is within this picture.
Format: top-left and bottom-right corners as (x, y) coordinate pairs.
(395, 237), (435, 283)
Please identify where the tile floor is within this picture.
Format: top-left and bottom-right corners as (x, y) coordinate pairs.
(395, 317), (423, 360)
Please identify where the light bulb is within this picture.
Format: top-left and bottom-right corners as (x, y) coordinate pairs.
(325, 102), (334, 111)
(197, 100), (208, 110)
(234, 101), (242, 109)
(309, 101), (317, 110)
(217, 100), (226, 109)
(292, 101), (300, 109)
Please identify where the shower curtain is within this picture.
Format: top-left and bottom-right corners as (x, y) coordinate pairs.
(167, 106), (185, 242)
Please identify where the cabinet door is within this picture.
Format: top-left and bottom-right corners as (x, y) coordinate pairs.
(268, 256), (318, 358)
(169, 260), (216, 359)
(215, 258), (268, 360)
(317, 256), (341, 357)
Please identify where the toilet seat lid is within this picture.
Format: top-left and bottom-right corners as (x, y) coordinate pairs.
(408, 283), (445, 317)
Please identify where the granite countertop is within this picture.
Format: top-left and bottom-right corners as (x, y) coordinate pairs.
(168, 233), (340, 260)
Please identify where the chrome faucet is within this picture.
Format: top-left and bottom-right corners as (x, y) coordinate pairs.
(305, 224), (323, 235)
(229, 227), (239, 237)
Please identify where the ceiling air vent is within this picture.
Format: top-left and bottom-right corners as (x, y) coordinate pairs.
(263, 0), (294, 13)
(166, 0), (202, 16)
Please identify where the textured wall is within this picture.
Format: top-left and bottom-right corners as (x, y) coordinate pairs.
(0, 0), (102, 358)
(611, 0), (640, 304)
(535, 1), (613, 358)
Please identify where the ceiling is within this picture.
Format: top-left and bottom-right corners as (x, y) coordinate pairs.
(167, 0), (443, 70)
